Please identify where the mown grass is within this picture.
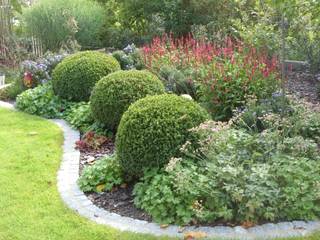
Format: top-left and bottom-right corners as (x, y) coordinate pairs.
(0, 108), (173, 240)
(0, 107), (318, 240)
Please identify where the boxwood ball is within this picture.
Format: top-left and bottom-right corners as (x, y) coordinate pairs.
(116, 94), (210, 178)
(90, 70), (165, 131)
(52, 51), (120, 102)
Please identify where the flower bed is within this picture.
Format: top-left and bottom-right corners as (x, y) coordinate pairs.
(5, 44), (320, 235)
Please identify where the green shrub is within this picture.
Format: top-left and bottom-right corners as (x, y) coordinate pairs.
(16, 83), (70, 118)
(116, 94), (210, 179)
(90, 70), (165, 131)
(134, 122), (320, 225)
(52, 51), (120, 102)
(78, 155), (123, 193)
(64, 102), (94, 132)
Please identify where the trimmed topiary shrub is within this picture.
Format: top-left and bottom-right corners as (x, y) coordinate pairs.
(116, 94), (210, 178)
(52, 51), (120, 102)
(90, 70), (165, 131)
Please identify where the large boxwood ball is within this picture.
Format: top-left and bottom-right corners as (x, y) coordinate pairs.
(90, 70), (165, 131)
(52, 51), (120, 101)
(116, 94), (210, 178)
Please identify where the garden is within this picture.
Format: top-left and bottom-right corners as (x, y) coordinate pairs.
(1, 0), (320, 239)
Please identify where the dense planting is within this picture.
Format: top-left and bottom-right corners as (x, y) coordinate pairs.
(134, 98), (320, 224)
(143, 36), (280, 120)
(52, 51), (120, 102)
(90, 70), (165, 131)
(116, 94), (210, 179)
(16, 83), (70, 118)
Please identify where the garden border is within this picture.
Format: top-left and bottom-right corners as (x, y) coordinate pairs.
(0, 100), (319, 239)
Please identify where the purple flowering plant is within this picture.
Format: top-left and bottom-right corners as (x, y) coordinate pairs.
(21, 52), (68, 87)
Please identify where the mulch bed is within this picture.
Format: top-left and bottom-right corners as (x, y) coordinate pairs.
(79, 71), (320, 224)
(79, 141), (152, 221)
(285, 71), (320, 111)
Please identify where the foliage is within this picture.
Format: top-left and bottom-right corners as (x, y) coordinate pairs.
(90, 70), (165, 131)
(52, 51), (120, 102)
(22, 0), (105, 51)
(97, 0), (256, 49)
(158, 65), (197, 99)
(64, 102), (94, 132)
(0, 80), (24, 101)
(134, 118), (320, 225)
(116, 94), (209, 179)
(143, 35), (280, 120)
(16, 83), (70, 118)
(78, 155), (123, 193)
(112, 44), (144, 70)
(235, 95), (320, 144)
(0, 66), (19, 84)
(133, 168), (197, 225)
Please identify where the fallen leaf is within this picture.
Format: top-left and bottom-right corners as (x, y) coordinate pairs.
(160, 224), (169, 229)
(241, 220), (255, 228)
(96, 184), (105, 192)
(184, 231), (207, 239)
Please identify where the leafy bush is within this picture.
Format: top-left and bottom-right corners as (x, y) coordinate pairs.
(64, 102), (94, 132)
(112, 44), (144, 70)
(22, 0), (105, 51)
(134, 121), (320, 225)
(78, 155), (123, 193)
(116, 94), (210, 179)
(143, 35), (280, 120)
(52, 51), (120, 102)
(16, 83), (70, 118)
(90, 70), (165, 131)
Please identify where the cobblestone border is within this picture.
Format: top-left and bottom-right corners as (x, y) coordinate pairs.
(1, 100), (319, 239)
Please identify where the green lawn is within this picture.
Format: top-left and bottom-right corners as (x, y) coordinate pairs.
(0, 107), (318, 240)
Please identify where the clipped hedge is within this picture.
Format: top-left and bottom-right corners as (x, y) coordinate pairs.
(90, 70), (165, 131)
(116, 94), (210, 178)
(52, 51), (120, 102)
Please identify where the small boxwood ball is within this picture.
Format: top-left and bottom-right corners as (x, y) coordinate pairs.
(116, 94), (210, 178)
(52, 51), (120, 102)
(90, 70), (165, 131)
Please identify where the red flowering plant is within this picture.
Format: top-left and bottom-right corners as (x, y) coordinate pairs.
(142, 34), (280, 120)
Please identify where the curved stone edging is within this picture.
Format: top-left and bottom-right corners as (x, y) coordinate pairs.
(0, 100), (319, 239)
